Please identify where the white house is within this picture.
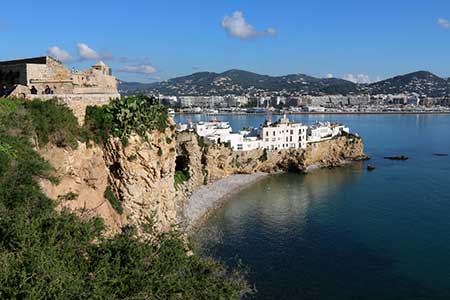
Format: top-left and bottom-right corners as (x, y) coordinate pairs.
(191, 121), (232, 138)
(259, 115), (308, 150)
(308, 122), (349, 143)
(224, 130), (262, 151)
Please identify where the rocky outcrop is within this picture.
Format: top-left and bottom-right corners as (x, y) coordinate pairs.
(102, 129), (180, 233)
(39, 129), (367, 234)
(39, 143), (124, 234)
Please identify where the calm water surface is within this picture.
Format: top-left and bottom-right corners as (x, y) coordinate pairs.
(176, 114), (450, 300)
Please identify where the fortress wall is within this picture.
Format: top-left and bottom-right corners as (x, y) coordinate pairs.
(28, 93), (120, 123)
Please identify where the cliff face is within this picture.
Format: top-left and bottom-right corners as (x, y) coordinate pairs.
(39, 130), (367, 233)
(102, 129), (180, 233)
(39, 143), (124, 234)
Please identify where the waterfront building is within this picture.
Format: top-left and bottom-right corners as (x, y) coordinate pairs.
(259, 115), (308, 150)
(302, 106), (326, 113)
(177, 116), (351, 152)
(225, 129), (262, 151)
(177, 120), (232, 138)
(308, 122), (349, 143)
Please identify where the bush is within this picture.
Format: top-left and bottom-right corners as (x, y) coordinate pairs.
(84, 95), (169, 144)
(24, 99), (80, 149)
(259, 149), (268, 162)
(104, 186), (123, 214)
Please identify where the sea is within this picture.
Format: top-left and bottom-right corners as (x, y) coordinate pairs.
(175, 113), (450, 300)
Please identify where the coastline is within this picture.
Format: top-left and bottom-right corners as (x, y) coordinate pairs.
(185, 172), (269, 230)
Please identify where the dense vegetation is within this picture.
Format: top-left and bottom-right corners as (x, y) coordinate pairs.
(0, 97), (252, 299)
(84, 95), (169, 144)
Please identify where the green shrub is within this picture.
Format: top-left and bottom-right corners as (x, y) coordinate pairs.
(83, 105), (114, 144)
(196, 133), (206, 149)
(57, 192), (78, 201)
(84, 95), (169, 144)
(157, 148), (163, 156)
(166, 136), (172, 144)
(104, 186), (123, 214)
(259, 149), (268, 162)
(24, 99), (80, 149)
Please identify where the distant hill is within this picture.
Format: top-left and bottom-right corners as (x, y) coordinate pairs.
(119, 70), (450, 97)
(368, 71), (449, 97)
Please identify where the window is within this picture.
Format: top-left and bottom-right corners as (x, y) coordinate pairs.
(237, 144), (243, 150)
(273, 131), (276, 136)
(290, 130), (293, 134)
(266, 132), (268, 137)
(290, 136), (292, 142)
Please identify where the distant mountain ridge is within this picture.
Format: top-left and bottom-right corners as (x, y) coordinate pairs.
(119, 70), (450, 97)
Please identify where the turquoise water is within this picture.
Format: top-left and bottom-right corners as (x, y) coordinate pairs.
(176, 114), (450, 300)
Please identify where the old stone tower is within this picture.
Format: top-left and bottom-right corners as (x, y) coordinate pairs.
(0, 56), (120, 121)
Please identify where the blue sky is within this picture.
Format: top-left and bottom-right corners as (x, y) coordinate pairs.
(1, 0), (450, 83)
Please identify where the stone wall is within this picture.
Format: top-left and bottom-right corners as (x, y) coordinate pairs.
(27, 93), (120, 123)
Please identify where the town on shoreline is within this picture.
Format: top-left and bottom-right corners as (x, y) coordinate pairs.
(177, 115), (351, 152)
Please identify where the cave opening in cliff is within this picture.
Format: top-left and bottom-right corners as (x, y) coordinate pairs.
(175, 155), (190, 178)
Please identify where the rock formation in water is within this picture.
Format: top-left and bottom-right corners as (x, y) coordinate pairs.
(39, 127), (367, 234)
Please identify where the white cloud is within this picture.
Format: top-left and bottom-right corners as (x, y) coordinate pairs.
(46, 46), (73, 62)
(343, 74), (372, 84)
(326, 73), (334, 79)
(438, 18), (450, 29)
(118, 64), (157, 75)
(76, 43), (101, 60)
(221, 11), (276, 39)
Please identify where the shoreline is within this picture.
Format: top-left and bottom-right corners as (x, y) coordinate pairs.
(185, 173), (269, 230)
(185, 159), (368, 232)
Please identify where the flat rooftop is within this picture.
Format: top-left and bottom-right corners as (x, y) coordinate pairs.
(0, 56), (48, 66)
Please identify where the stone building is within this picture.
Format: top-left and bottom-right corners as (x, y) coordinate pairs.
(0, 56), (120, 121)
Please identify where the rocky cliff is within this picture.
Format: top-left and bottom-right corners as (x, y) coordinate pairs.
(39, 129), (367, 234)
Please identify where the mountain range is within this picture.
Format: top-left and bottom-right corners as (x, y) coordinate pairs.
(119, 70), (450, 97)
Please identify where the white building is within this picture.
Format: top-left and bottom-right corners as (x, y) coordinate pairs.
(259, 115), (308, 150)
(303, 106), (326, 113)
(224, 130), (262, 151)
(177, 116), (351, 152)
(308, 122), (349, 143)
(191, 120), (231, 138)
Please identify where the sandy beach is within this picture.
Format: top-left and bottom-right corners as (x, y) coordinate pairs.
(185, 172), (269, 227)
